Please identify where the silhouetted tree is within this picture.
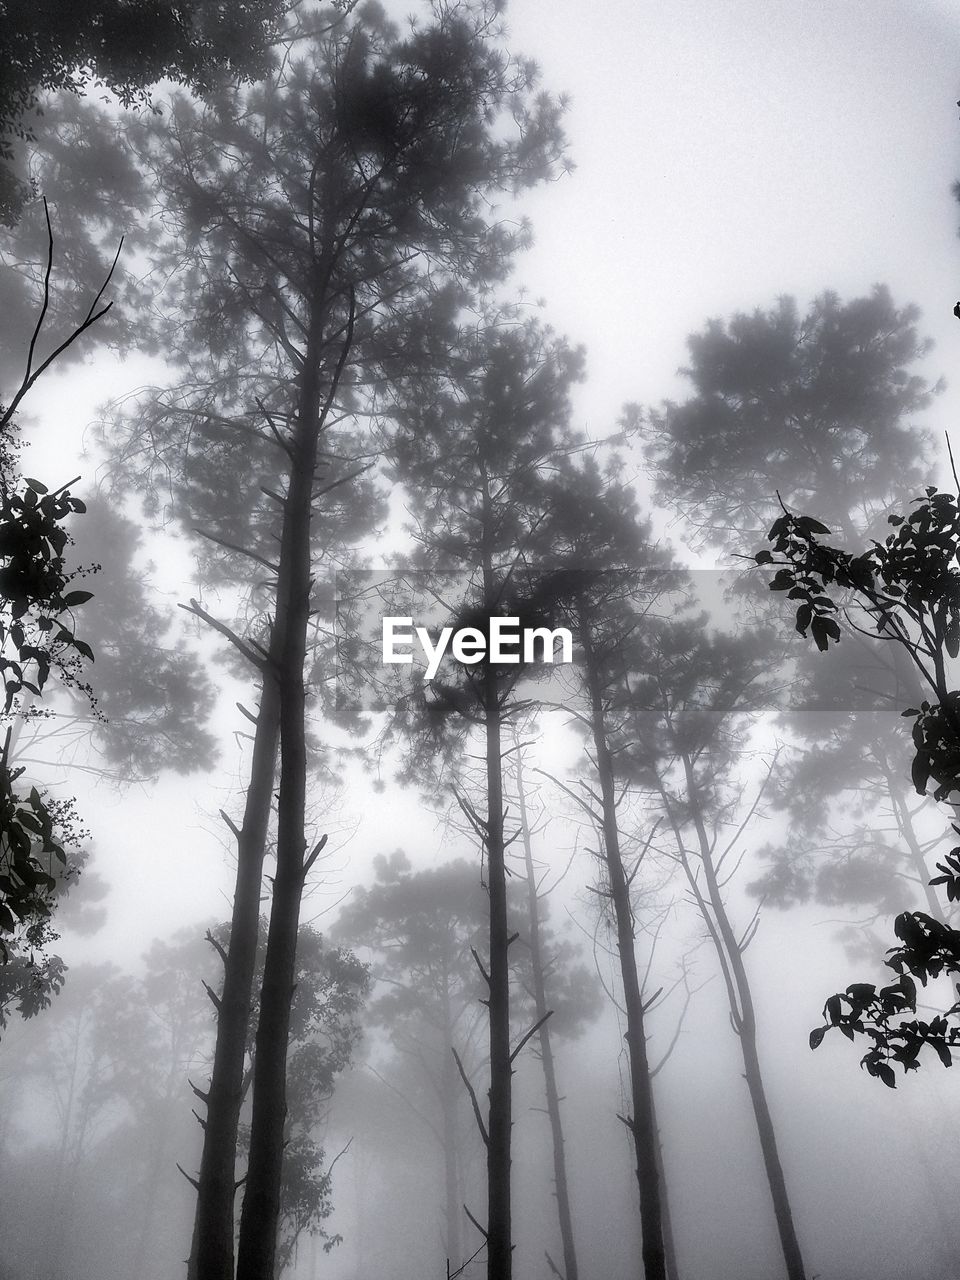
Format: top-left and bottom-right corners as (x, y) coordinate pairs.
(762, 482), (960, 1084)
(0, 206), (119, 1006)
(384, 312), (583, 1280)
(510, 728), (588, 1280)
(91, 7), (571, 1276)
(618, 611), (807, 1280)
(533, 453), (673, 1280)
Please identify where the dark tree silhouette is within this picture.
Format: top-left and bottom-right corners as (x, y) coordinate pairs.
(533, 454), (674, 1280)
(90, 7), (571, 1276)
(0, 204), (120, 1008)
(383, 312), (584, 1280)
(762, 481), (960, 1085)
(617, 612), (807, 1280)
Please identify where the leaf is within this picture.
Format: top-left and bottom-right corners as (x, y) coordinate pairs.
(62, 590), (94, 607)
(796, 515), (832, 536)
(810, 615), (841, 652)
(911, 753), (930, 796)
(809, 1025), (828, 1050)
(876, 1062), (897, 1089)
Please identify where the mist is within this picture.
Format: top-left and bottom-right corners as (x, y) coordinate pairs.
(1, 4), (960, 1280)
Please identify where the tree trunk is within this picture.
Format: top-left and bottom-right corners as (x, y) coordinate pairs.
(441, 1024), (463, 1270)
(648, 1088), (681, 1280)
(236, 298), (329, 1280)
(439, 959), (463, 1270)
(680, 753), (806, 1280)
(191, 674), (281, 1280)
(514, 739), (579, 1280)
(483, 653), (512, 1280)
(583, 630), (666, 1280)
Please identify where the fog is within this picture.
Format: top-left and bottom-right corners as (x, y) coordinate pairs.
(1, 3), (960, 1280)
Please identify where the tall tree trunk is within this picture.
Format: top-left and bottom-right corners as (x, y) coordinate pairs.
(191, 674), (281, 1280)
(441, 1026), (463, 1270)
(679, 754), (806, 1280)
(648, 1088), (680, 1280)
(236, 295), (333, 1280)
(478, 500), (513, 1280)
(440, 968), (464, 1271)
(582, 629), (666, 1280)
(513, 739), (579, 1280)
(483, 654), (512, 1280)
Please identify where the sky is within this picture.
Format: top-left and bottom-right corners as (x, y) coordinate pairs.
(503, 0), (960, 455)
(6, 4), (960, 1276)
(27, 0), (954, 947)
(9, 0), (959, 1048)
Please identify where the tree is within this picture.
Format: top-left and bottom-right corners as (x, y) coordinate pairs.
(617, 611), (808, 1280)
(532, 453), (672, 1280)
(640, 286), (936, 553)
(0, 0), (293, 222)
(8, 496), (218, 785)
(333, 852), (490, 1272)
(643, 286), (946, 950)
(0, 203), (119, 1011)
(93, 7), (571, 1276)
(334, 841), (599, 1277)
(761, 480), (960, 1085)
(510, 726), (602, 1280)
(384, 311), (584, 1280)
(0, 920), (364, 1280)
(746, 631), (942, 931)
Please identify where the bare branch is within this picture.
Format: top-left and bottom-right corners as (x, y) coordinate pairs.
(509, 1009), (553, 1065)
(194, 527), (280, 574)
(302, 833), (329, 878)
(452, 1047), (488, 1147)
(219, 808), (242, 842)
(470, 947), (490, 987)
(205, 928), (229, 968)
(180, 600), (265, 670)
(463, 1203), (488, 1241)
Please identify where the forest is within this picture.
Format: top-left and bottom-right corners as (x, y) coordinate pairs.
(1, 3), (960, 1280)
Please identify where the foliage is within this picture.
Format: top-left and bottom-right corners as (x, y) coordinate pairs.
(641, 286), (936, 552)
(0, 252), (104, 992)
(761, 482), (960, 1083)
(41, 499), (218, 782)
(0, 445), (94, 712)
(759, 484), (960, 793)
(0, 0), (293, 222)
(809, 864), (960, 1088)
(0, 462), (95, 973)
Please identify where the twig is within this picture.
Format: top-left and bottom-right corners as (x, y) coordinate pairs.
(509, 1009), (553, 1065)
(452, 1047), (488, 1147)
